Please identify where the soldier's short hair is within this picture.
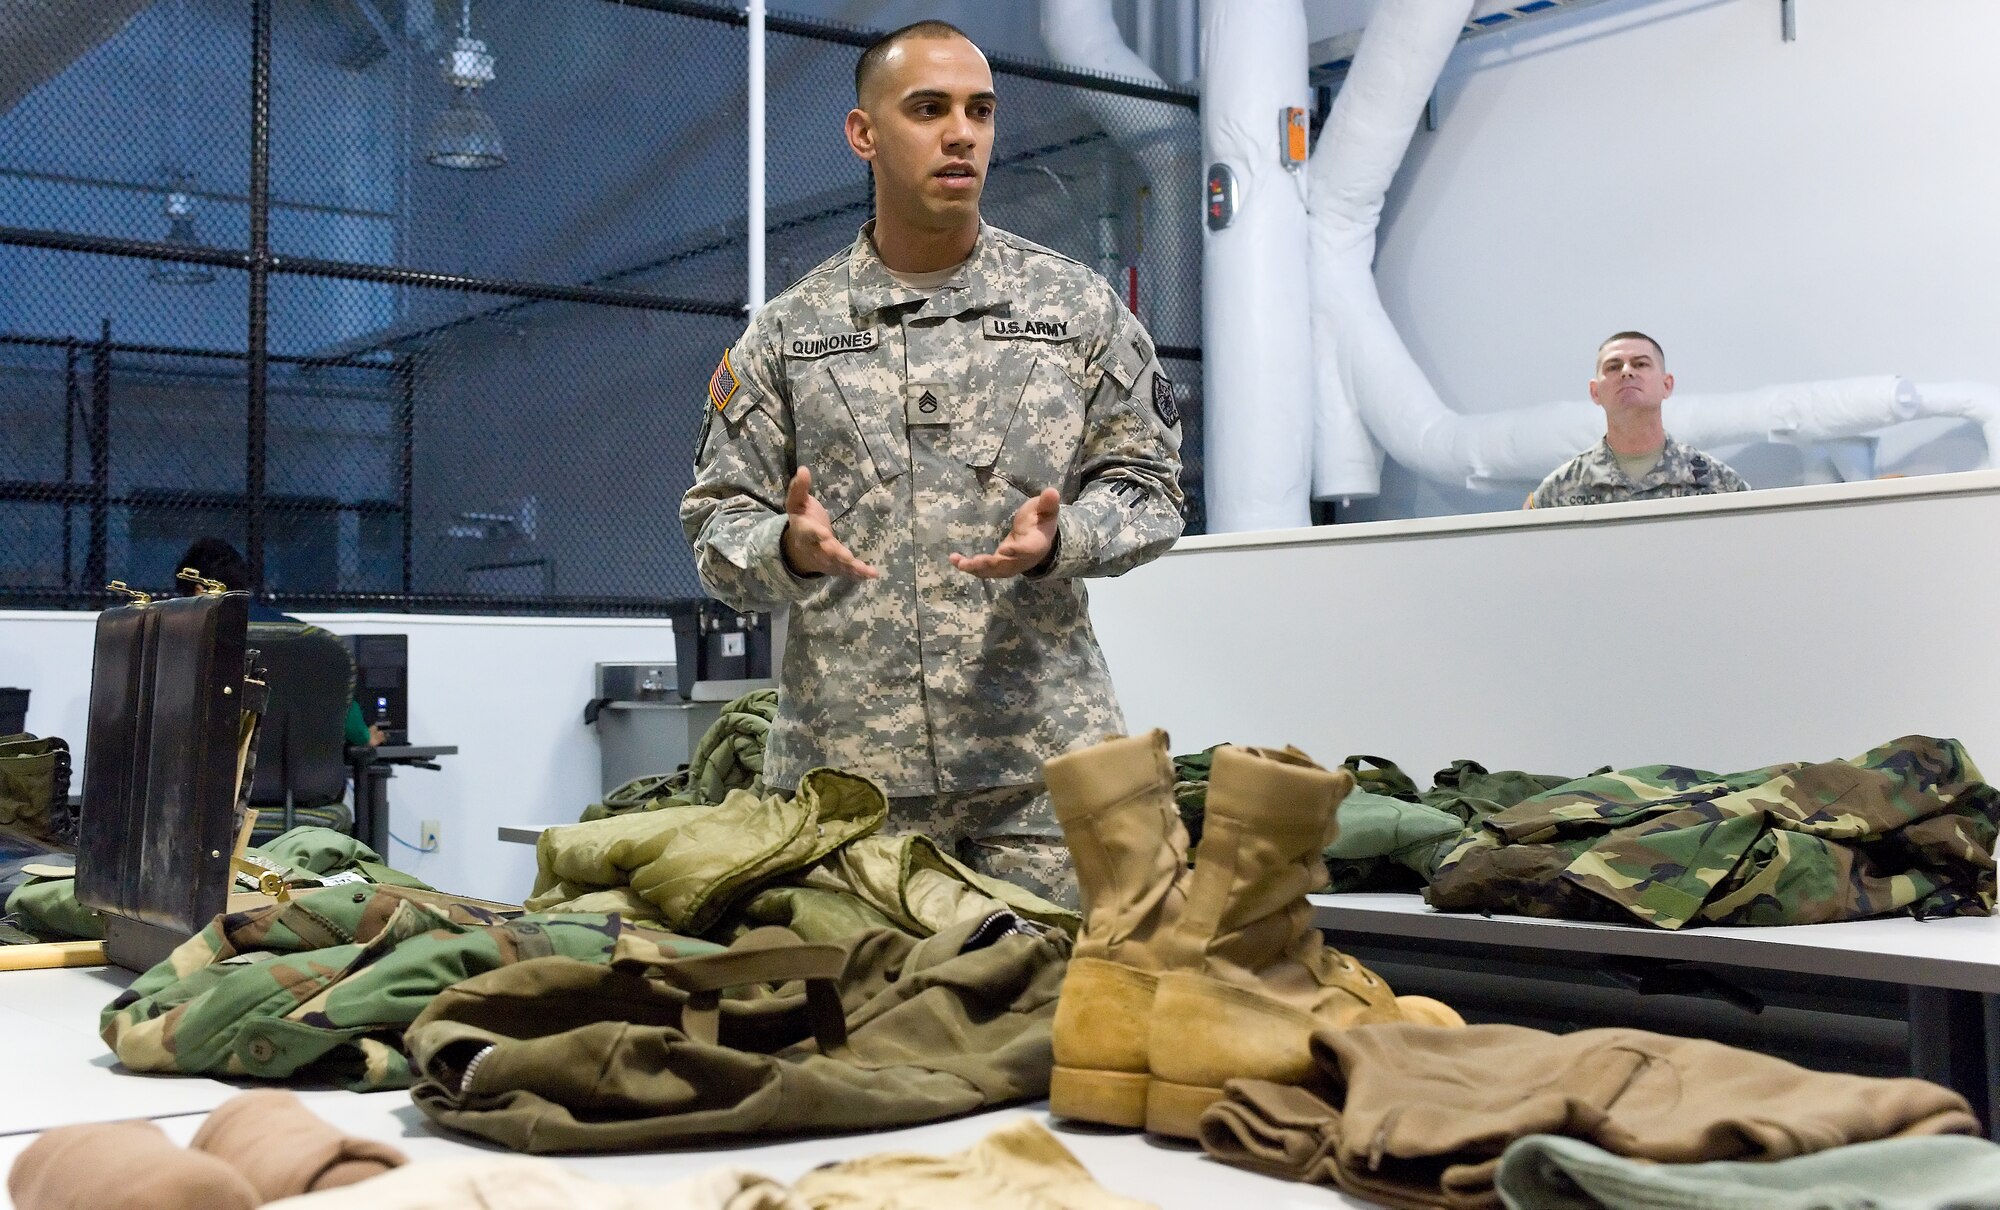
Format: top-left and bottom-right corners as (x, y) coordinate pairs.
(854, 20), (975, 104)
(1597, 330), (1664, 369)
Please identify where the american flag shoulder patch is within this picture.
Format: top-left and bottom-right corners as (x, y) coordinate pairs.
(708, 350), (741, 413)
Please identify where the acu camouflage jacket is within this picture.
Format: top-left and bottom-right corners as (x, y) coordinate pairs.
(681, 222), (1184, 796)
(1529, 435), (1749, 509)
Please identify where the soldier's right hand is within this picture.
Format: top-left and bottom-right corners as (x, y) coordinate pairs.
(780, 467), (881, 580)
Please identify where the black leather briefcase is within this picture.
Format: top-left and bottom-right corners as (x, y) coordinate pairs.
(76, 585), (260, 971)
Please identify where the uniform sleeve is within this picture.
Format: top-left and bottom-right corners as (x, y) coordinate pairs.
(1718, 461), (1752, 492)
(1032, 287), (1187, 581)
(678, 328), (821, 611)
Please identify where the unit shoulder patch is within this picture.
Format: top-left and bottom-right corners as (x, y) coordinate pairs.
(708, 349), (740, 413)
(1152, 373), (1180, 428)
(783, 330), (879, 359)
(984, 316), (1078, 342)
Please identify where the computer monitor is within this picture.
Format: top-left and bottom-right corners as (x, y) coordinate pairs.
(341, 634), (408, 745)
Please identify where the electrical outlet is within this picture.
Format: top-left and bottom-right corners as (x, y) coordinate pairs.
(419, 819), (441, 850)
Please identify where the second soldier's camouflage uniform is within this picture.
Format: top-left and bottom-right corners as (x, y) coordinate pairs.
(1528, 435), (1749, 509)
(681, 222), (1186, 907)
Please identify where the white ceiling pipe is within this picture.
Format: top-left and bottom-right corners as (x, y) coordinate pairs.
(1038, 0), (1201, 349)
(1308, 0), (1970, 492)
(1904, 383), (2000, 471)
(1192, 0), (1315, 530)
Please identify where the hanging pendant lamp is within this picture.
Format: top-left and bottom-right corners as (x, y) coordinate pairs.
(426, 0), (506, 170)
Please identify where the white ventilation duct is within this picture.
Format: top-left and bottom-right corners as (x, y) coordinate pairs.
(1305, 0), (1990, 501)
(1038, 0), (1201, 355)
(1191, 0), (1316, 531)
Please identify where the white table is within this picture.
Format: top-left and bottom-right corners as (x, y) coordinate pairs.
(0, 966), (1353, 1209)
(497, 823), (558, 845)
(1311, 892), (2000, 1139)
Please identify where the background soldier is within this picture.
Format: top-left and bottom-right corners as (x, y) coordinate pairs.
(1528, 331), (1750, 509)
(680, 21), (1185, 908)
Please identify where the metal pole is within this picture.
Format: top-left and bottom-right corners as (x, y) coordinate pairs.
(246, 0), (272, 589)
(61, 339), (77, 590)
(397, 360), (415, 601)
(86, 320), (109, 592)
(746, 0), (766, 314)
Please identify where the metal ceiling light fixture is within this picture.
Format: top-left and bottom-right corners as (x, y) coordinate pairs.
(150, 0), (213, 285)
(425, 0), (506, 170)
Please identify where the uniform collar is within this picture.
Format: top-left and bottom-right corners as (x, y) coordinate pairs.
(847, 219), (1014, 323)
(1592, 435), (1692, 487)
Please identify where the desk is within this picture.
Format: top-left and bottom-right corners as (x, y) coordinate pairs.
(0, 967), (1349, 1208)
(348, 745), (458, 853)
(1311, 892), (2000, 1139)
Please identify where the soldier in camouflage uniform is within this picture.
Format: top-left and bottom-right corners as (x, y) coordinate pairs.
(1527, 330), (1749, 508)
(680, 22), (1184, 910)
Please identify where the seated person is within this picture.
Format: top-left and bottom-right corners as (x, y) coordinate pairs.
(1527, 331), (1750, 509)
(173, 537), (383, 747)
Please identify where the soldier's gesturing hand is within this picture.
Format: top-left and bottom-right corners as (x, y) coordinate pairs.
(780, 467), (881, 580)
(950, 488), (1059, 579)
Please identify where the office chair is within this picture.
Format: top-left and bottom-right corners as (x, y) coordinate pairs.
(244, 622), (356, 845)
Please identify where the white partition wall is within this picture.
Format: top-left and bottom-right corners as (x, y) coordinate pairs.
(1088, 474), (2000, 780)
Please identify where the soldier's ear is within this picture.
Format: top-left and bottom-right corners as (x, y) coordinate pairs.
(845, 108), (877, 163)
(1661, 372), (1674, 399)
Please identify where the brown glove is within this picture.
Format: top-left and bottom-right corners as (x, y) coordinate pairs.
(191, 1089), (406, 1200)
(9, 1119), (259, 1210)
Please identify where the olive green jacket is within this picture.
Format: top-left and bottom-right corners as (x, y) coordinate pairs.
(529, 767), (1078, 942)
(408, 912), (1069, 1151)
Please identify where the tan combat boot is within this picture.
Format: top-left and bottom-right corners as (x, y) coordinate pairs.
(1144, 744), (1464, 1140)
(1043, 730), (1191, 1129)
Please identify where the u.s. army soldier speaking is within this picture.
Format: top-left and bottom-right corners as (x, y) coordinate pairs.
(681, 20), (1185, 908)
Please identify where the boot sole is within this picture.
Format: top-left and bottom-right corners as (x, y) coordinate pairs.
(1144, 1076), (1225, 1140)
(1049, 1065), (1150, 1129)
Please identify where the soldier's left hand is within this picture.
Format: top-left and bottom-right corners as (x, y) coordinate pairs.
(950, 489), (1059, 579)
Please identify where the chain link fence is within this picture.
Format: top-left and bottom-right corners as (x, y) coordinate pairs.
(0, 0), (1202, 614)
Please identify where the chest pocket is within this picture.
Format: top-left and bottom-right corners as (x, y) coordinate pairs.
(966, 330), (1088, 496)
(792, 347), (903, 522)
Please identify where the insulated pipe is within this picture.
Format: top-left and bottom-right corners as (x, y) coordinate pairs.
(1195, 0), (1315, 530)
(746, 0), (766, 314)
(1039, 0), (1201, 350)
(1906, 382), (2000, 470)
(1307, 0), (1972, 492)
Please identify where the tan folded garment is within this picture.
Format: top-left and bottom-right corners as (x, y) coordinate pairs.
(191, 1089), (407, 1199)
(792, 1117), (1154, 1210)
(1200, 1023), (1980, 1210)
(261, 1156), (802, 1210)
(9, 1120), (259, 1210)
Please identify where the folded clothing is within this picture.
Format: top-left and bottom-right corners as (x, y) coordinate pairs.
(1198, 1021), (1979, 1210)
(1494, 1132), (2000, 1210)
(261, 1156), (802, 1210)
(792, 1117), (1152, 1210)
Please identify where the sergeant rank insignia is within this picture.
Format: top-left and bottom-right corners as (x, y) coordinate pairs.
(708, 349), (740, 413)
(1153, 373), (1179, 428)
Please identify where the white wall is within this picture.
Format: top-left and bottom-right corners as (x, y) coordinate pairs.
(1328, 0), (2000, 519)
(0, 610), (675, 904)
(1089, 474), (2000, 779)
